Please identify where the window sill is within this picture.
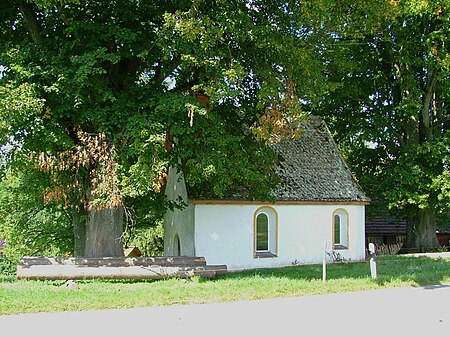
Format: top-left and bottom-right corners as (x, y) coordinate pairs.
(255, 251), (277, 258)
(333, 245), (348, 250)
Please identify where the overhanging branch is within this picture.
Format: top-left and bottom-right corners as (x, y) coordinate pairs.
(16, 0), (41, 43)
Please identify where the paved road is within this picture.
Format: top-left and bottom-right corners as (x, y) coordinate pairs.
(1, 285), (449, 337)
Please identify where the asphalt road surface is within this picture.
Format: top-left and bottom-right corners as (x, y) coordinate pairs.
(1, 284), (449, 337)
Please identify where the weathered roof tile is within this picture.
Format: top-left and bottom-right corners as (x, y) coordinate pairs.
(271, 116), (369, 202)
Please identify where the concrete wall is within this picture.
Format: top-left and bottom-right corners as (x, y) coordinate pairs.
(163, 167), (195, 257)
(194, 203), (366, 270)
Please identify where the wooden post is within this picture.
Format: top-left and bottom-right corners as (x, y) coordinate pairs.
(369, 243), (377, 279)
(323, 243), (327, 283)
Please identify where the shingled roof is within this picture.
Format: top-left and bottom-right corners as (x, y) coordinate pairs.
(270, 116), (369, 203)
(365, 211), (406, 236)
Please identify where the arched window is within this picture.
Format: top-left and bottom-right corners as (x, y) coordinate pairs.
(334, 214), (341, 244)
(256, 213), (269, 251)
(173, 234), (181, 256)
(254, 207), (278, 258)
(333, 209), (348, 249)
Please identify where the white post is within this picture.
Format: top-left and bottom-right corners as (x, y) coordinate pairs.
(369, 243), (377, 279)
(323, 243), (327, 283)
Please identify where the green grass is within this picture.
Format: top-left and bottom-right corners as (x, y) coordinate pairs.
(1, 255), (450, 315)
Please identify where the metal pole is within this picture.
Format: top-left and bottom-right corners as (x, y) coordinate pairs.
(323, 243), (327, 283)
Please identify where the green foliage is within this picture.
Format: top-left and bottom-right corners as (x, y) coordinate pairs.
(1, 0), (357, 257)
(383, 137), (450, 211)
(123, 222), (164, 257)
(0, 254), (16, 277)
(0, 171), (73, 261)
(3, 0), (443, 254)
(313, 0), (450, 234)
(171, 106), (279, 200)
(0, 254), (16, 276)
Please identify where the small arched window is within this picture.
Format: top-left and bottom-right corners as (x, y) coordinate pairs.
(256, 213), (269, 251)
(254, 207), (278, 258)
(173, 234), (181, 256)
(334, 214), (341, 244)
(333, 209), (348, 249)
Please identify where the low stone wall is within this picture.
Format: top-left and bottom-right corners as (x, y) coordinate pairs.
(16, 256), (227, 280)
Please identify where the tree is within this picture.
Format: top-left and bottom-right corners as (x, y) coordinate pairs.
(2, 1), (357, 257)
(0, 0), (173, 257)
(314, 0), (450, 252)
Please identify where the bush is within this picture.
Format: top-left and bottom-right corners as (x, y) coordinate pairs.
(0, 254), (16, 276)
(124, 221), (164, 256)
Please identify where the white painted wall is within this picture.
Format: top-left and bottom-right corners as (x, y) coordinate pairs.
(163, 166), (195, 257)
(194, 203), (366, 270)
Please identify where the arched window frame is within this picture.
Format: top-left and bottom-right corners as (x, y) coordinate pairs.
(333, 209), (349, 250)
(253, 206), (278, 258)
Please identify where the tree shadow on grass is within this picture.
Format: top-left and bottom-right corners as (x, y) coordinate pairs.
(221, 256), (450, 287)
(371, 256), (450, 287)
(223, 260), (370, 282)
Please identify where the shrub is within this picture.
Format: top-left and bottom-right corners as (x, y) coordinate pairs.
(0, 254), (16, 276)
(124, 221), (164, 256)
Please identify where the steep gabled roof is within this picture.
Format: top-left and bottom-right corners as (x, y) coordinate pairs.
(270, 116), (369, 203)
(188, 115), (369, 204)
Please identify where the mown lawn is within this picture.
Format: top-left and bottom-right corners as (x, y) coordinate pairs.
(1, 255), (450, 315)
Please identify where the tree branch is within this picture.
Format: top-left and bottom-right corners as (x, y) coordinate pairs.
(15, 0), (41, 44)
(421, 67), (438, 141)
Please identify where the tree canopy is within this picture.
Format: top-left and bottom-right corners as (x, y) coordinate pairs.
(0, 0), (359, 257)
(0, 0), (447, 258)
(314, 0), (450, 251)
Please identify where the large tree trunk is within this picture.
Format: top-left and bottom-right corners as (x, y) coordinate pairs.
(84, 204), (124, 257)
(401, 206), (441, 253)
(72, 207), (86, 257)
